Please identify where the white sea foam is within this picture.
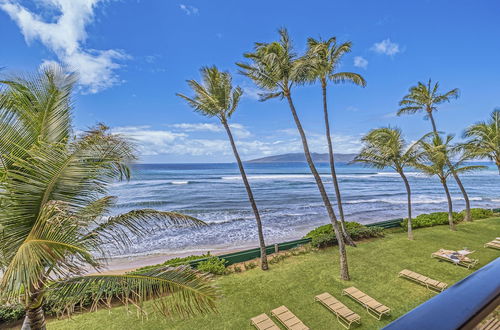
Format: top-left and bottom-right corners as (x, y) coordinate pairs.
(171, 181), (189, 185)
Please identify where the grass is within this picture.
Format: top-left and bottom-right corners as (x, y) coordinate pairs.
(49, 217), (500, 330)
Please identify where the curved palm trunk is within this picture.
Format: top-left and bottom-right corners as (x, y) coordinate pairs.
(286, 93), (350, 280)
(321, 81), (356, 247)
(428, 112), (471, 222)
(441, 178), (456, 231)
(22, 291), (46, 330)
(399, 171), (413, 240)
(222, 120), (268, 270)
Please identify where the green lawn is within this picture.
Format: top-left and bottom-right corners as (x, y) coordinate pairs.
(49, 218), (500, 330)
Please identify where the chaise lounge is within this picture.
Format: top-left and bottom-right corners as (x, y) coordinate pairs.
(484, 238), (500, 250)
(431, 249), (479, 269)
(398, 269), (448, 292)
(270, 305), (309, 330)
(341, 287), (391, 320)
(315, 292), (361, 329)
(250, 313), (280, 330)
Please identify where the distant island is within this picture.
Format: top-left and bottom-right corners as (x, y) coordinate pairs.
(246, 152), (357, 163)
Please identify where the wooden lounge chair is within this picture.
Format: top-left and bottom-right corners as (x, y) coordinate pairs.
(250, 313), (280, 330)
(475, 316), (500, 330)
(315, 292), (361, 329)
(341, 287), (390, 320)
(398, 269), (448, 292)
(431, 249), (479, 269)
(270, 305), (309, 330)
(484, 239), (500, 250)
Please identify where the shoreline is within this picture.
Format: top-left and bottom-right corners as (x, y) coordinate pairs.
(94, 244), (257, 275)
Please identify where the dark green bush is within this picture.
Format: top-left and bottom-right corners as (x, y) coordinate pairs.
(402, 211), (462, 229)
(304, 222), (384, 248)
(460, 208), (494, 220)
(133, 253), (211, 274)
(0, 304), (25, 323)
(196, 257), (227, 275)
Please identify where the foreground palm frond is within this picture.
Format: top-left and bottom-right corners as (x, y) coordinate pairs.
(48, 266), (218, 318)
(0, 65), (217, 328)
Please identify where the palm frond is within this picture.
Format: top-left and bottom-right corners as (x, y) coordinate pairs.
(48, 266), (218, 318)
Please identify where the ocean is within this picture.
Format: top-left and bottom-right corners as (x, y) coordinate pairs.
(108, 162), (500, 257)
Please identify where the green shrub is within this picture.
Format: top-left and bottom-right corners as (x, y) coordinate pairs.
(196, 257), (227, 275)
(0, 304), (25, 323)
(460, 208), (493, 220)
(133, 253), (211, 274)
(304, 222), (384, 248)
(402, 211), (462, 229)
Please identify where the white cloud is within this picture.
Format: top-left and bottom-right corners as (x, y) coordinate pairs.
(179, 4), (199, 15)
(172, 123), (222, 132)
(241, 85), (261, 100)
(371, 39), (400, 56)
(353, 56), (368, 69)
(112, 125), (361, 161)
(0, 0), (128, 93)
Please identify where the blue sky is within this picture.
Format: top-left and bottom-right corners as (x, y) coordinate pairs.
(1, 0), (499, 163)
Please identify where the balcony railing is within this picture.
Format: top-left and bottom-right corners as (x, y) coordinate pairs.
(383, 257), (500, 330)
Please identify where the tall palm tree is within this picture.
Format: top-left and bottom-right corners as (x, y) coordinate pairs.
(237, 28), (350, 280)
(463, 109), (500, 174)
(354, 128), (419, 240)
(176, 66), (269, 271)
(0, 66), (217, 330)
(300, 36), (366, 247)
(413, 134), (485, 231)
(397, 80), (474, 222)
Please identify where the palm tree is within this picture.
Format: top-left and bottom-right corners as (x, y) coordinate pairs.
(397, 80), (474, 222)
(354, 128), (419, 240)
(463, 109), (500, 174)
(413, 134), (485, 231)
(0, 66), (217, 330)
(176, 66), (269, 271)
(237, 28), (350, 280)
(299, 37), (366, 247)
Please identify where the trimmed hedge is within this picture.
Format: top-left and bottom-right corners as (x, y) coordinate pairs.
(133, 253), (210, 274)
(461, 208), (494, 220)
(403, 212), (462, 229)
(403, 208), (494, 230)
(196, 257), (227, 275)
(304, 222), (384, 248)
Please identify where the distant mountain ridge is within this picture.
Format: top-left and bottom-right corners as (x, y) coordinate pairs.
(246, 152), (357, 163)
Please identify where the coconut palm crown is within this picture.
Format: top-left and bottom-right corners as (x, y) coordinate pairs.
(397, 79), (459, 132)
(354, 127), (420, 239)
(0, 66), (217, 330)
(463, 109), (500, 174)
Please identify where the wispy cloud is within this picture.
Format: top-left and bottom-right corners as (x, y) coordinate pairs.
(172, 123), (222, 132)
(0, 0), (129, 94)
(371, 39), (400, 56)
(113, 125), (362, 161)
(179, 4), (199, 15)
(353, 56), (368, 69)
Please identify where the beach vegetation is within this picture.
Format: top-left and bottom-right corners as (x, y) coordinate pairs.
(397, 80), (474, 221)
(237, 28), (351, 281)
(197, 257), (228, 275)
(177, 66), (270, 271)
(298, 36), (366, 247)
(354, 127), (420, 240)
(305, 222), (384, 248)
(463, 109), (500, 174)
(0, 65), (218, 329)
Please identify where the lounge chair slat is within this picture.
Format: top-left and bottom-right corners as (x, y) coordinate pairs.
(271, 306), (309, 330)
(342, 287), (390, 320)
(251, 313), (280, 330)
(315, 292), (360, 329)
(399, 268), (448, 292)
